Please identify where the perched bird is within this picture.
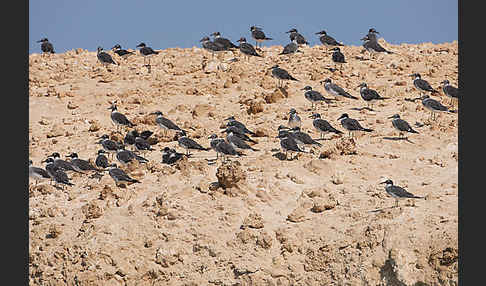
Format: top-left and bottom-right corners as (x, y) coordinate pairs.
(330, 47), (346, 69)
(365, 28), (380, 41)
(65, 152), (99, 172)
(95, 150), (110, 169)
(43, 157), (74, 189)
(161, 147), (187, 165)
(236, 37), (262, 60)
(440, 80), (459, 105)
(49, 152), (82, 173)
(97, 47), (118, 67)
(269, 65), (298, 88)
(134, 135), (154, 154)
(302, 86), (334, 110)
(111, 44), (134, 59)
(109, 102), (135, 132)
(123, 130), (139, 150)
(208, 134), (240, 162)
(380, 179), (424, 208)
(107, 163), (140, 187)
(421, 95), (451, 121)
(139, 130), (154, 140)
(150, 111), (184, 136)
(361, 34), (393, 58)
(224, 116), (256, 136)
(136, 42), (159, 66)
(116, 146), (148, 165)
(286, 28), (309, 45)
(321, 78), (358, 100)
(208, 134), (227, 160)
(410, 73), (438, 96)
(37, 38), (55, 54)
(176, 130), (211, 155)
(357, 82), (389, 109)
(288, 108), (301, 129)
(439, 79), (459, 106)
(315, 30), (343, 47)
(309, 113), (343, 139)
(200, 36), (225, 59)
(96, 134), (123, 158)
(387, 114), (419, 138)
(284, 127), (322, 150)
(279, 39), (300, 55)
(276, 132), (306, 160)
(250, 26), (273, 49)
(337, 113), (373, 137)
(29, 159), (51, 187)
(221, 126), (257, 144)
(210, 32), (238, 50)
(226, 130), (259, 153)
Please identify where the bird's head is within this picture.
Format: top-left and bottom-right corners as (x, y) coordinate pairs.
(236, 37), (247, 43)
(410, 73), (421, 79)
(369, 28), (379, 34)
(111, 44), (121, 50)
(331, 47), (341, 52)
(199, 36), (210, 42)
(42, 157), (55, 164)
(210, 32), (221, 37)
(387, 114), (400, 119)
(441, 80), (450, 85)
(250, 26), (262, 32)
(269, 64), (279, 70)
(97, 149), (106, 155)
(50, 152), (61, 159)
(286, 28), (297, 34)
(357, 82), (367, 88)
(380, 179), (393, 185)
(315, 30), (326, 35)
(66, 152), (79, 159)
(37, 38), (49, 43)
(208, 134), (218, 140)
(320, 78), (332, 85)
(309, 113), (321, 119)
(301, 86), (313, 91)
(289, 108), (297, 114)
(224, 115), (235, 121)
(337, 113), (349, 121)
(136, 42), (146, 48)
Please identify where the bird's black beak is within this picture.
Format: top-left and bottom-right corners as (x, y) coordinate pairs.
(387, 115), (395, 119)
(337, 115), (344, 121)
(379, 181), (387, 184)
(308, 115), (315, 118)
(37, 40), (42, 43)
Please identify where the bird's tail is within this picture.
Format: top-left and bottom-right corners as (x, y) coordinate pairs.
(203, 147), (212, 151)
(265, 37), (273, 40)
(386, 50), (394, 54)
(131, 179), (141, 183)
(290, 76), (299, 81)
(250, 147), (260, 152)
(409, 129), (419, 134)
(346, 94), (359, 100)
(66, 182), (74, 186)
(362, 128), (373, 132)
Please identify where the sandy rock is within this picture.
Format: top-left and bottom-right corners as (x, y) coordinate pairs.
(286, 206), (307, 223)
(215, 161), (246, 189)
(334, 137), (357, 155)
(241, 212), (264, 229)
(46, 124), (65, 138)
(311, 195), (338, 213)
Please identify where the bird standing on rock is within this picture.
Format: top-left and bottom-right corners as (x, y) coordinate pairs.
(388, 114), (419, 138)
(309, 113), (343, 139)
(236, 37), (262, 60)
(37, 38), (55, 54)
(270, 65), (298, 88)
(250, 26), (273, 49)
(337, 113), (373, 137)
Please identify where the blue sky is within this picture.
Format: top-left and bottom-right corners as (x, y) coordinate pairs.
(29, 1), (457, 54)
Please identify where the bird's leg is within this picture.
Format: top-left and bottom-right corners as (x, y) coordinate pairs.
(395, 199), (399, 208)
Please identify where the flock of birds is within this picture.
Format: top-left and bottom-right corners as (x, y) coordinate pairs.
(31, 26), (458, 208)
